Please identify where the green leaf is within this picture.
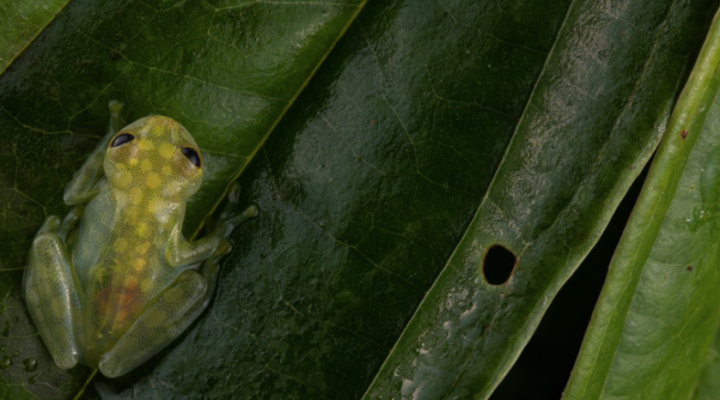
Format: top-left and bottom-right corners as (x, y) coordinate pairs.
(563, 8), (720, 400)
(693, 328), (720, 400)
(1, 1), (717, 399)
(0, 0), (365, 398)
(0, 0), (69, 73)
(84, 1), (717, 399)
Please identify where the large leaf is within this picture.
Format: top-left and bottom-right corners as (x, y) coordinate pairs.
(84, 0), (718, 399)
(564, 8), (720, 400)
(0, 0), (365, 398)
(0, 0), (69, 73)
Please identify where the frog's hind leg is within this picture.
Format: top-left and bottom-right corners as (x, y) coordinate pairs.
(98, 244), (231, 378)
(24, 210), (83, 370)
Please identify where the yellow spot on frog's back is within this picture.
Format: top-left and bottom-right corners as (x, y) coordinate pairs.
(115, 170), (132, 188)
(161, 165), (173, 175)
(138, 139), (155, 151)
(133, 258), (147, 272)
(125, 206), (139, 221)
(125, 276), (139, 290)
(136, 222), (149, 238)
(140, 159), (153, 172)
(159, 142), (175, 159)
(166, 180), (183, 197)
(151, 122), (166, 137)
(128, 158), (139, 167)
(115, 238), (129, 253)
(128, 186), (143, 205)
(146, 173), (162, 189)
(135, 241), (151, 255)
(147, 197), (165, 214)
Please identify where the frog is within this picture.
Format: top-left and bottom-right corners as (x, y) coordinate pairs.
(23, 101), (258, 378)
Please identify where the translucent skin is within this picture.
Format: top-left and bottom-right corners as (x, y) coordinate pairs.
(23, 102), (257, 377)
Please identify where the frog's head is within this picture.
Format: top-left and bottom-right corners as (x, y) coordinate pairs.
(104, 115), (203, 199)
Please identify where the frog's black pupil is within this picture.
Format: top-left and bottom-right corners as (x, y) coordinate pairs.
(182, 147), (201, 167)
(111, 133), (134, 148)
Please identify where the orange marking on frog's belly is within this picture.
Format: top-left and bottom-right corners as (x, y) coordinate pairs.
(94, 279), (145, 328)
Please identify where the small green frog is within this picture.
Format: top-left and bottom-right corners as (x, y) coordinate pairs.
(23, 101), (257, 377)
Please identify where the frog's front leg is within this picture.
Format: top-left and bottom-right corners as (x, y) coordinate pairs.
(167, 183), (258, 266)
(24, 207), (83, 369)
(64, 100), (124, 205)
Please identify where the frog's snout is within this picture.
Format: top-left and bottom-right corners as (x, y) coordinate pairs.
(144, 115), (178, 135)
(146, 115), (176, 125)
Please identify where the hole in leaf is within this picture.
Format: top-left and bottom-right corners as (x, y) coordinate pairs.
(483, 244), (516, 285)
(489, 157), (650, 400)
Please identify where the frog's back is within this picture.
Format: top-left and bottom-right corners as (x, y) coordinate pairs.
(72, 176), (188, 361)
(69, 115), (204, 364)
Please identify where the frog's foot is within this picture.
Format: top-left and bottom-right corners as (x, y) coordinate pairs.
(98, 270), (211, 378)
(212, 183), (258, 238)
(38, 207), (84, 242)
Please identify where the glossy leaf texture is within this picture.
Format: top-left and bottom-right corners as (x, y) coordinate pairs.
(0, 0), (364, 398)
(86, 1), (719, 399)
(0, 0), (69, 73)
(564, 8), (720, 400)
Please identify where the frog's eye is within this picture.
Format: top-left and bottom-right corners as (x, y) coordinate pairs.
(182, 147), (201, 168)
(111, 133), (135, 148)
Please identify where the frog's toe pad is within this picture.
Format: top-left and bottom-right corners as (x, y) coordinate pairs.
(39, 215), (62, 233)
(98, 360), (126, 378)
(60, 206), (84, 232)
(244, 204), (259, 219)
(54, 353), (79, 370)
(108, 100), (123, 113)
(227, 182), (241, 204)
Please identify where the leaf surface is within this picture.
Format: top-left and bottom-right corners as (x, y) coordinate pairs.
(0, 0), (69, 73)
(82, 0), (719, 399)
(564, 8), (720, 400)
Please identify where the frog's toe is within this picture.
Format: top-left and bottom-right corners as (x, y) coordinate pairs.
(227, 182), (241, 204)
(60, 206), (84, 232)
(54, 352), (79, 370)
(38, 215), (62, 233)
(98, 359), (125, 378)
(244, 204), (259, 219)
(215, 240), (232, 257)
(108, 100), (123, 113)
